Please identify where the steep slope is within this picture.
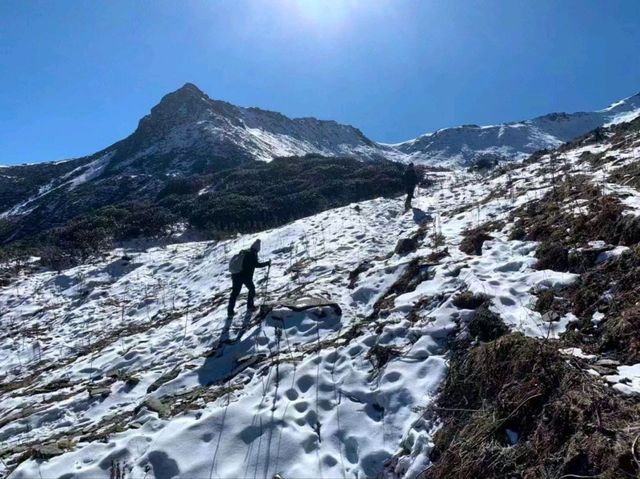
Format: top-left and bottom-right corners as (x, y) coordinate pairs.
(394, 92), (640, 165)
(3, 116), (640, 478)
(0, 158), (94, 217)
(0, 84), (403, 251)
(0, 155), (404, 257)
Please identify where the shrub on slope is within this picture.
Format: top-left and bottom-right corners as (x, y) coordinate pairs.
(510, 177), (640, 272)
(0, 155), (404, 268)
(175, 155), (404, 233)
(424, 333), (640, 479)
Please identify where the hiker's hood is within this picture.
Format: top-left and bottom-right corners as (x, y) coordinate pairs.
(250, 239), (261, 252)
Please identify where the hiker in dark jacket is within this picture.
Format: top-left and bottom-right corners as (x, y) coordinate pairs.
(403, 162), (419, 211)
(227, 239), (271, 318)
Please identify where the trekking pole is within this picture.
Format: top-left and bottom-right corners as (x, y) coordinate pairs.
(262, 263), (271, 305)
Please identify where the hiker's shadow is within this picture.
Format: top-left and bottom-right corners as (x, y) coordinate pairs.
(412, 207), (432, 225)
(218, 315), (233, 343)
(235, 310), (254, 341)
(197, 332), (253, 386)
(216, 309), (253, 344)
(197, 309), (256, 386)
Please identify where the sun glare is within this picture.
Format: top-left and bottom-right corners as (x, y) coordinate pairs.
(277, 0), (384, 33)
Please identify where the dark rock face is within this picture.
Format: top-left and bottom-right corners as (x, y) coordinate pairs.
(395, 237), (418, 255)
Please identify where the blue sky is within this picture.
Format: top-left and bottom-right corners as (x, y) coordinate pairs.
(1, 0), (639, 165)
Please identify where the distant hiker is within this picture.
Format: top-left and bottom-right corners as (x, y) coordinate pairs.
(403, 162), (419, 211)
(227, 239), (271, 318)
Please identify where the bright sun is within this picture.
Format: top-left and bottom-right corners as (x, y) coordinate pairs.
(278, 0), (363, 31)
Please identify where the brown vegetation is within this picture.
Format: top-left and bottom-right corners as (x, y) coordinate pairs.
(468, 303), (508, 342)
(557, 246), (640, 363)
(423, 333), (640, 479)
(510, 177), (640, 272)
(452, 291), (490, 310)
(459, 227), (494, 256)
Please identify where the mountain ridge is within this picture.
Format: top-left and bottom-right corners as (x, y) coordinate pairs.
(114, 82), (388, 169)
(393, 91), (640, 165)
(3, 83), (639, 170)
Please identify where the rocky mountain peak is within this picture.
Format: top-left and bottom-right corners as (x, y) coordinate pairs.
(143, 83), (213, 125)
(175, 82), (205, 96)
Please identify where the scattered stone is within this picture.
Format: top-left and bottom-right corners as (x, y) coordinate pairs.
(139, 398), (169, 418)
(147, 368), (181, 393)
(596, 358), (620, 367)
(31, 444), (64, 459)
(541, 311), (561, 323)
(412, 208), (432, 225)
(272, 245), (294, 255)
(88, 387), (111, 398)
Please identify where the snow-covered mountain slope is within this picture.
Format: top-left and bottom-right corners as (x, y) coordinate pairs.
(3, 116), (640, 478)
(3, 85), (639, 244)
(0, 180), (549, 479)
(0, 84), (406, 247)
(103, 83), (397, 175)
(0, 83), (396, 219)
(0, 83), (390, 216)
(394, 92), (640, 166)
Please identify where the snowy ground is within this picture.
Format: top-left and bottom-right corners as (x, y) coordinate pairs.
(2, 129), (640, 478)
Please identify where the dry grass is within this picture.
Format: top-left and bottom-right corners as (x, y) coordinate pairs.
(452, 291), (490, 310)
(468, 303), (508, 342)
(369, 257), (429, 318)
(558, 246), (640, 363)
(610, 160), (640, 190)
(422, 333), (640, 479)
(510, 176), (640, 271)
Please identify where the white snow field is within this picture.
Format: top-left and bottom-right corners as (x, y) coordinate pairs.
(393, 92), (640, 166)
(2, 130), (640, 478)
